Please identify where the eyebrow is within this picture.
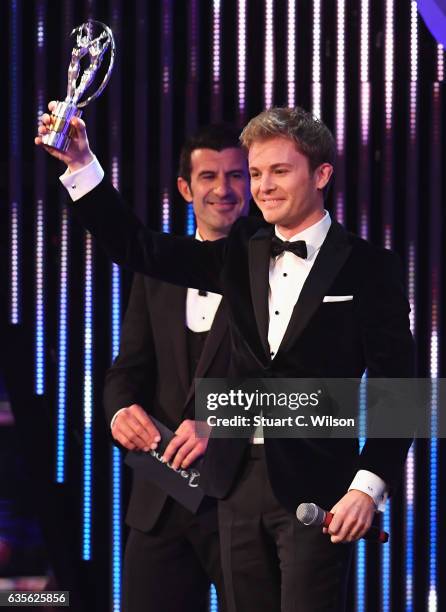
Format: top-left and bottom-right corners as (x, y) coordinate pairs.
(249, 163), (293, 171)
(197, 168), (246, 177)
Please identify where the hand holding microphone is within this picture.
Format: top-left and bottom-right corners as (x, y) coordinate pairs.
(296, 497), (389, 544)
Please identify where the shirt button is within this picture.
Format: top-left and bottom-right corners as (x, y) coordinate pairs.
(270, 351), (275, 356)
(275, 311), (279, 315)
(202, 316), (205, 320)
(283, 273), (287, 277)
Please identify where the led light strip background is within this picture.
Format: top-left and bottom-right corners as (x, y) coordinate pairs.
(3, 2), (444, 611)
(55, 0), (74, 485)
(380, 4), (394, 610)
(186, 0), (199, 235)
(404, 4), (418, 611)
(109, 1), (122, 608)
(9, 0), (21, 325)
(34, 0), (46, 396)
(427, 41), (443, 612)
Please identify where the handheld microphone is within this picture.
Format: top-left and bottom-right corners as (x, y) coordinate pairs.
(296, 502), (389, 543)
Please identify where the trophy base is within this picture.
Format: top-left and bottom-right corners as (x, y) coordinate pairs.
(42, 101), (82, 153)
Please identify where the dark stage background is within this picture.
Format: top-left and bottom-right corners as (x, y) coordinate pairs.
(0, 1), (445, 611)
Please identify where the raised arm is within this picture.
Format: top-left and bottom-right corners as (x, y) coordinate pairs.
(35, 101), (227, 293)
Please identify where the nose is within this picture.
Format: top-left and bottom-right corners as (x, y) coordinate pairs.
(259, 172), (276, 194)
(213, 175), (232, 198)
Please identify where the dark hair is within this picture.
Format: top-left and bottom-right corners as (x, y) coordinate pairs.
(240, 106), (336, 173)
(178, 123), (242, 184)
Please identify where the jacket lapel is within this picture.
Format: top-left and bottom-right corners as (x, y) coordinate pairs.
(248, 225), (273, 359)
(183, 300), (229, 411)
(277, 221), (352, 355)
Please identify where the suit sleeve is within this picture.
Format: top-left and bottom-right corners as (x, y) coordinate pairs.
(103, 273), (157, 428)
(356, 249), (416, 492)
(70, 178), (226, 294)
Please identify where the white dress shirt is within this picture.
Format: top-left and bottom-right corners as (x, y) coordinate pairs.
(186, 232), (222, 332)
(268, 212), (331, 358)
(60, 160), (387, 510)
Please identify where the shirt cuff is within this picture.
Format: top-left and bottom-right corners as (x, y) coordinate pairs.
(59, 156), (104, 202)
(349, 469), (388, 512)
(110, 407), (127, 430)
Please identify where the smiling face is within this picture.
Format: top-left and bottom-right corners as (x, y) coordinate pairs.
(177, 147), (250, 240)
(248, 136), (333, 239)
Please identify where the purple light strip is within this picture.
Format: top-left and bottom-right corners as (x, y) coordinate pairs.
(358, 0), (370, 240)
(382, 0), (394, 251)
(437, 44), (444, 82)
(335, 0), (346, 225)
(238, 0), (247, 122)
(264, 0), (274, 109)
(160, 0), (172, 233)
(312, 0), (322, 118)
(134, 0), (148, 224)
(287, 0), (296, 107)
(211, 0), (222, 120)
(407, 1), (418, 335)
(186, 0), (199, 135)
(9, 0), (22, 324)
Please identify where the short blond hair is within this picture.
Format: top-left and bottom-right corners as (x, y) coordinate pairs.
(240, 106), (335, 173)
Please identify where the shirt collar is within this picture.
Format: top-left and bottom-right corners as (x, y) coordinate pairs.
(195, 229), (204, 242)
(274, 210), (331, 260)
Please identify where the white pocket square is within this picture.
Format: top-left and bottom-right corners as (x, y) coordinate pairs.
(323, 295), (354, 302)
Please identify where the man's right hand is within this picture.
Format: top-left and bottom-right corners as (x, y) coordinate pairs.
(111, 404), (161, 452)
(34, 100), (95, 172)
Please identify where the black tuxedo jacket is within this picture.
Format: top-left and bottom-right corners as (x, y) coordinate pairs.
(103, 272), (231, 532)
(73, 179), (415, 513)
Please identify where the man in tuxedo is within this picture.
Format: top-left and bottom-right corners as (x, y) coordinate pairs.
(37, 105), (414, 612)
(49, 122), (249, 611)
(104, 124), (249, 612)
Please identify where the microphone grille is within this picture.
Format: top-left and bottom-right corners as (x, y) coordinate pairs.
(296, 502), (325, 526)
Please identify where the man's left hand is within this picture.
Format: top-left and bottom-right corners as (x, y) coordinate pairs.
(162, 420), (211, 470)
(324, 489), (376, 543)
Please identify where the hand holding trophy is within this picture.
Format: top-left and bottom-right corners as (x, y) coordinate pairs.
(35, 20), (115, 171)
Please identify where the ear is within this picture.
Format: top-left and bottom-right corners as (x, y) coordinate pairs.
(177, 176), (193, 202)
(314, 163), (333, 191)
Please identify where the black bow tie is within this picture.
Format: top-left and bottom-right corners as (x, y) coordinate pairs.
(270, 236), (307, 259)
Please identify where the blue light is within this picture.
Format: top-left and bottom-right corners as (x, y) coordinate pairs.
(186, 203), (196, 236)
(111, 259), (121, 611)
(34, 1), (46, 395)
(82, 235), (94, 561)
(428, 380), (438, 611)
(355, 373), (367, 612)
(112, 446), (122, 612)
(209, 584), (218, 612)
(356, 540), (366, 612)
(56, 208), (69, 483)
(35, 200), (45, 395)
(405, 445), (415, 612)
(111, 263), (121, 358)
(381, 503), (391, 611)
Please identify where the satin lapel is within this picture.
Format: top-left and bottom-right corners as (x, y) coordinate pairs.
(278, 221), (352, 355)
(248, 226), (274, 358)
(163, 284), (190, 396)
(183, 300), (229, 411)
